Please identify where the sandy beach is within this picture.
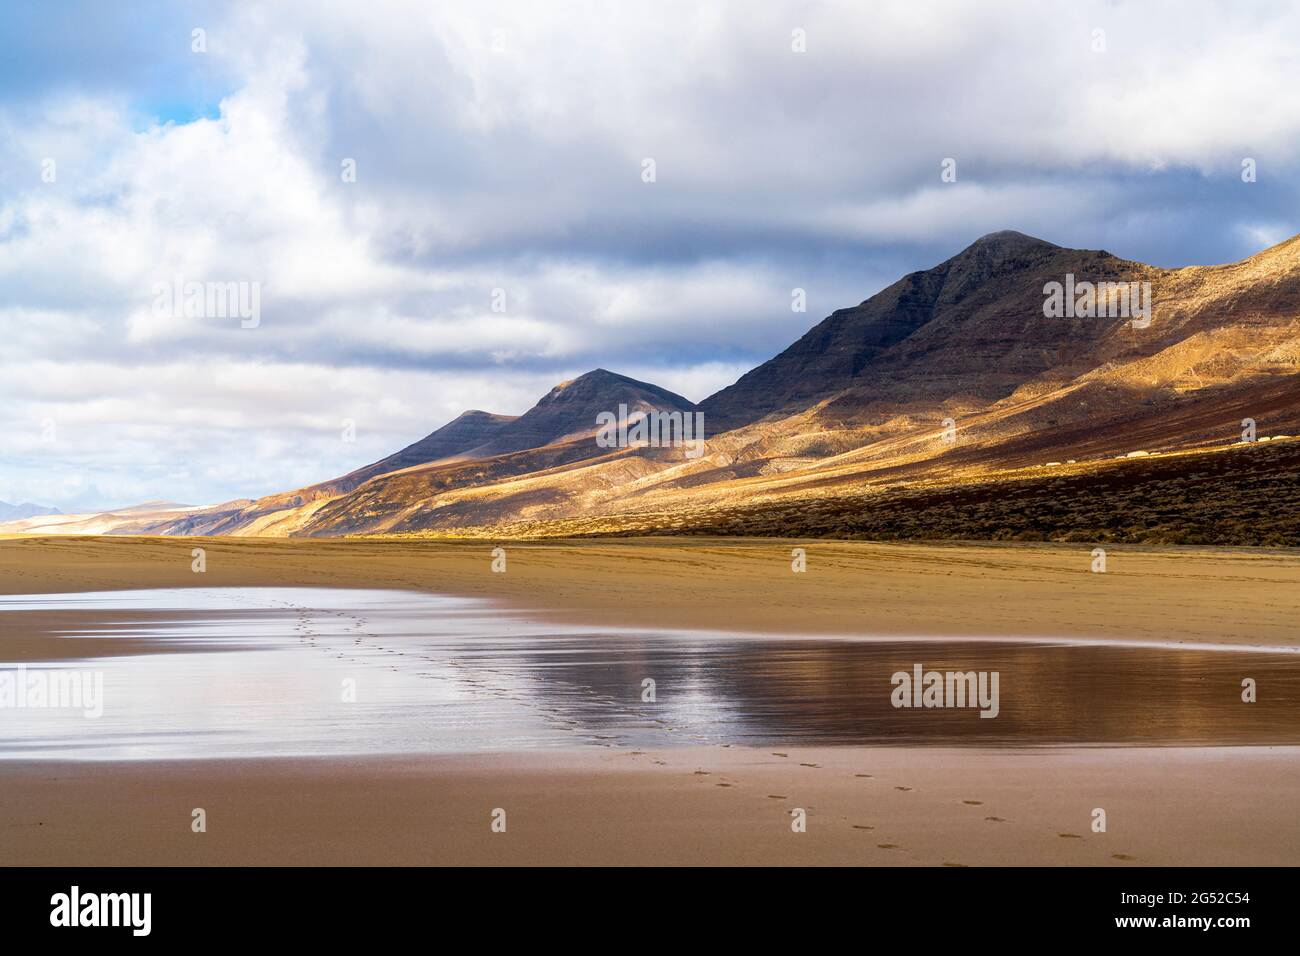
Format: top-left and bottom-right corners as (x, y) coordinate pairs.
(2, 536), (1298, 866)
(2, 746), (1298, 866)
(3, 535), (1298, 649)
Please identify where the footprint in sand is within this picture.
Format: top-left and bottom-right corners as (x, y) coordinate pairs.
(715, 783), (733, 788)
(799, 763), (820, 768)
(1058, 833), (1083, 839)
(962, 800), (983, 806)
(894, 786), (912, 792)
(851, 824), (874, 831)
(767, 794), (786, 800)
(1111, 853), (1137, 861)
(877, 843), (899, 849)
(943, 862), (968, 867)
(693, 770), (711, 776)
(984, 816), (1006, 822)
(772, 753), (788, 757)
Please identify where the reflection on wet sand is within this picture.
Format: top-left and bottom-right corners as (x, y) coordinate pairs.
(2, 588), (1298, 759)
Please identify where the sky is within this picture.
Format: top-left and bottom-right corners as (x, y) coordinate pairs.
(2, 0), (1299, 511)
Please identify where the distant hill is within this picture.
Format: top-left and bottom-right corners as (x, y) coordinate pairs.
(0, 500), (195, 536)
(0, 500), (60, 521)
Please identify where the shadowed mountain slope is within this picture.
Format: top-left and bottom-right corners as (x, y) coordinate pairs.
(457, 369), (697, 459)
(315, 410), (518, 497)
(700, 231), (1151, 430)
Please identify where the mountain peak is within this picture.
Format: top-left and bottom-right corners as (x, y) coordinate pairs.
(542, 368), (686, 404)
(960, 230), (1060, 257)
(462, 368), (697, 457)
(554, 368), (630, 390)
(451, 408), (512, 422)
(699, 229), (1124, 430)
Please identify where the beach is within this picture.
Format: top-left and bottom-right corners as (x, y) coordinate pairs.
(2, 535), (1298, 866)
(3, 747), (1298, 866)
(3, 535), (1298, 648)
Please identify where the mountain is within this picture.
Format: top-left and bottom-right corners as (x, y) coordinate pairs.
(144, 369), (698, 536)
(459, 369), (697, 458)
(700, 230), (1136, 430)
(283, 370), (698, 535)
(307, 228), (1295, 540)
(0, 500), (60, 521)
(31, 229), (1300, 544)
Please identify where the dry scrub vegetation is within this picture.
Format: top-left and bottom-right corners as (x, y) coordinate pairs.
(400, 438), (1300, 546)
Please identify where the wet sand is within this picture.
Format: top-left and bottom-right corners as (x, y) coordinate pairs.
(5, 587), (1300, 757)
(3, 745), (1298, 866)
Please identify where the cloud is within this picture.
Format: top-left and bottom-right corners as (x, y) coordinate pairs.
(1, 0), (1298, 508)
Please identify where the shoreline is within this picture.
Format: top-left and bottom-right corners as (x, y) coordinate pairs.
(7, 598), (1300, 665)
(2, 536), (1298, 652)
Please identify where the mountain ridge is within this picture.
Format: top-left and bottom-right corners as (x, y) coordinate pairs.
(11, 228), (1299, 542)
(0, 500), (61, 522)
